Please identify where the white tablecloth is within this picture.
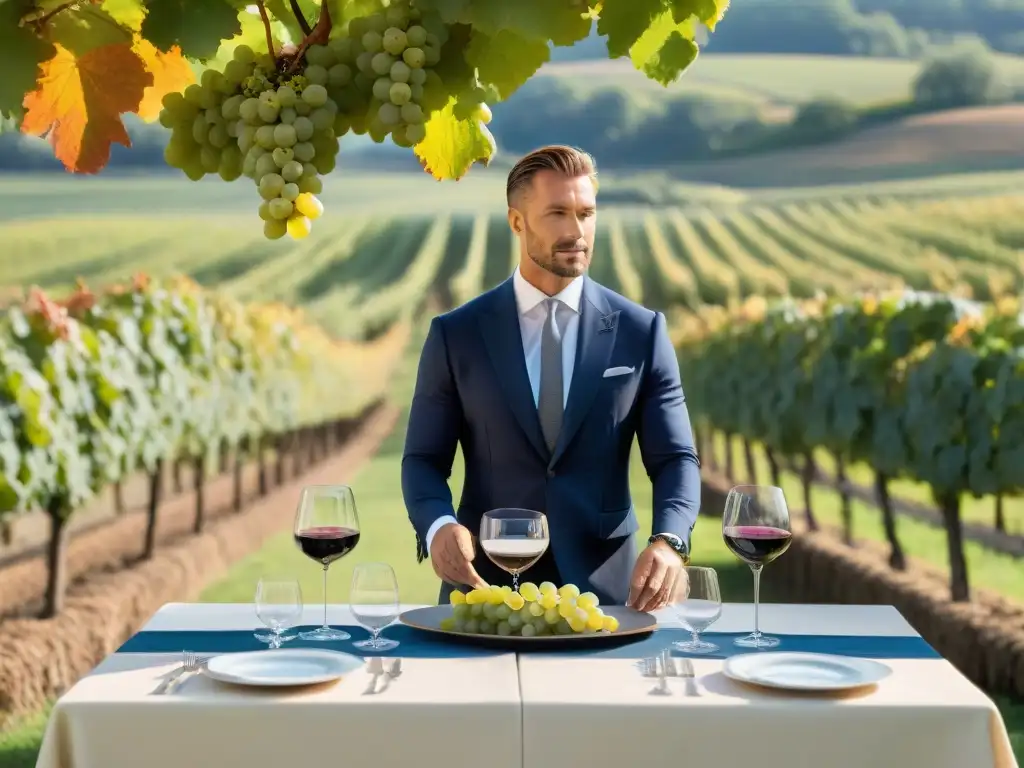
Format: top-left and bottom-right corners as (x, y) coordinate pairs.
(520, 603), (1018, 768)
(35, 603), (522, 768)
(35, 602), (1018, 768)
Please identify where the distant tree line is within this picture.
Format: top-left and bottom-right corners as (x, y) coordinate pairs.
(704, 0), (1024, 57)
(492, 48), (1018, 168)
(855, 0), (1024, 55)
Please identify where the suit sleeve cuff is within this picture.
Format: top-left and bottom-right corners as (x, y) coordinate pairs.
(425, 515), (458, 555)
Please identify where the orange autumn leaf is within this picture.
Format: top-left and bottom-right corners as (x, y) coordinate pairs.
(134, 39), (195, 121)
(21, 43), (152, 174)
(25, 287), (71, 341)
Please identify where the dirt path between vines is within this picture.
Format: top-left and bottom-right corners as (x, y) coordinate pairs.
(0, 402), (399, 623)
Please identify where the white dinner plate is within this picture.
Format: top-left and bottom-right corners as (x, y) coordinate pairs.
(723, 652), (893, 692)
(203, 649), (364, 688)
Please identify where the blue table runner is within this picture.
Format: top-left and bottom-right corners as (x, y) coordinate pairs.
(117, 624), (941, 661)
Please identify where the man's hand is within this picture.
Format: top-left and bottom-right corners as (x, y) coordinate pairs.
(627, 540), (688, 612)
(430, 522), (489, 590)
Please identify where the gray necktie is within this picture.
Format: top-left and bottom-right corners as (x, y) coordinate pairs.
(538, 298), (563, 452)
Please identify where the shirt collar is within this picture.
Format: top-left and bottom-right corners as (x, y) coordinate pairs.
(512, 266), (584, 316)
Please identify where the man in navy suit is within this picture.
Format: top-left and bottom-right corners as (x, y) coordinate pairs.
(401, 145), (701, 611)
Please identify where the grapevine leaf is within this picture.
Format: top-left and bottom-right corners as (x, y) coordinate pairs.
(140, 0), (242, 60)
(207, 10), (278, 68)
(597, 0), (665, 58)
(47, 5), (134, 56)
(414, 97), (496, 181)
(407, 0), (470, 25)
(264, 0), (309, 46)
(102, 0), (147, 31)
(134, 40), (196, 121)
(669, 0), (730, 31)
(629, 10), (699, 85)
(466, 0), (593, 47)
(430, 23), (475, 93)
(466, 29), (550, 101)
(642, 32), (698, 83)
(21, 43), (153, 174)
(0, 3), (56, 120)
(328, 0), (391, 24)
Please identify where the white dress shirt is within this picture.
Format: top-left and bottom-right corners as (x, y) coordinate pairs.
(424, 268), (582, 554)
(422, 268), (683, 559)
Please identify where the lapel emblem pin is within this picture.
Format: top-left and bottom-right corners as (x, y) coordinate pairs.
(599, 315), (615, 333)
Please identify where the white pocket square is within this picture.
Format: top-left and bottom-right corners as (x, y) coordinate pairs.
(603, 366), (635, 378)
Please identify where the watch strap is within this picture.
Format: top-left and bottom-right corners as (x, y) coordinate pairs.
(648, 533), (690, 563)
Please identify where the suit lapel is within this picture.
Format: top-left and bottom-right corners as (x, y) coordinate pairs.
(550, 278), (618, 467)
(480, 277), (550, 461)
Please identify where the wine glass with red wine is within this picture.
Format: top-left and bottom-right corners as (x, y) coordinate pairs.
(293, 485), (360, 641)
(479, 508), (549, 591)
(722, 484), (792, 649)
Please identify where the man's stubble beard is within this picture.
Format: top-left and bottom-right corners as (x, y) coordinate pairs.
(523, 223), (589, 279)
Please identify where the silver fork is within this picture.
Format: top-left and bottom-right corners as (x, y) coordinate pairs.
(649, 653), (672, 696)
(660, 649), (677, 677)
(363, 657), (386, 695)
(156, 651), (206, 695)
(639, 656), (658, 677)
(679, 657), (700, 697)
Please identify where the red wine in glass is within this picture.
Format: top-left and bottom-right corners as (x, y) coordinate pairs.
(723, 525), (792, 566)
(722, 485), (791, 649)
(293, 485), (360, 641)
(294, 527), (361, 565)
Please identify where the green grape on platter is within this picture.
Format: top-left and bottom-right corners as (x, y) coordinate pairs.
(436, 583), (622, 637)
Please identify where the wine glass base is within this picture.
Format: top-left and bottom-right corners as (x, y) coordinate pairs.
(253, 631), (297, 645)
(734, 633), (780, 649)
(672, 639), (718, 654)
(299, 627), (351, 641)
(353, 638), (399, 651)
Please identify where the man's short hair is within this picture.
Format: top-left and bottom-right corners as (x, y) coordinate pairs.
(506, 145), (598, 207)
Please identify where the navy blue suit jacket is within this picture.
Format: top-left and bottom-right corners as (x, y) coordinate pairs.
(401, 274), (701, 605)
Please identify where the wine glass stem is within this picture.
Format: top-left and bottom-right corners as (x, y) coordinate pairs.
(512, 572), (519, 590)
(322, 563), (329, 629)
(751, 564), (763, 637)
(370, 628), (381, 648)
(690, 630), (700, 645)
(270, 632), (281, 649)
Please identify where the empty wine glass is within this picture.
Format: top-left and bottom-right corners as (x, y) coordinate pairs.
(671, 566), (722, 654)
(350, 562), (401, 652)
(722, 485), (792, 649)
(293, 485), (360, 641)
(255, 577), (303, 649)
(479, 508), (549, 590)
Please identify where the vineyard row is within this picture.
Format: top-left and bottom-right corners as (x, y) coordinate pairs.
(6, 192), (1024, 322)
(678, 289), (1024, 602)
(0, 275), (405, 619)
(3, 191), (1024, 546)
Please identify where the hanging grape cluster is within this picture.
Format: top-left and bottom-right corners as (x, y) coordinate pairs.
(321, 2), (443, 148)
(159, 46), (334, 241)
(156, 0), (490, 241)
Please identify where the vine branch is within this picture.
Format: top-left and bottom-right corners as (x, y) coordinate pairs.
(290, 0), (313, 36)
(26, 0), (81, 30)
(256, 1), (277, 59)
(286, 2), (332, 74)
